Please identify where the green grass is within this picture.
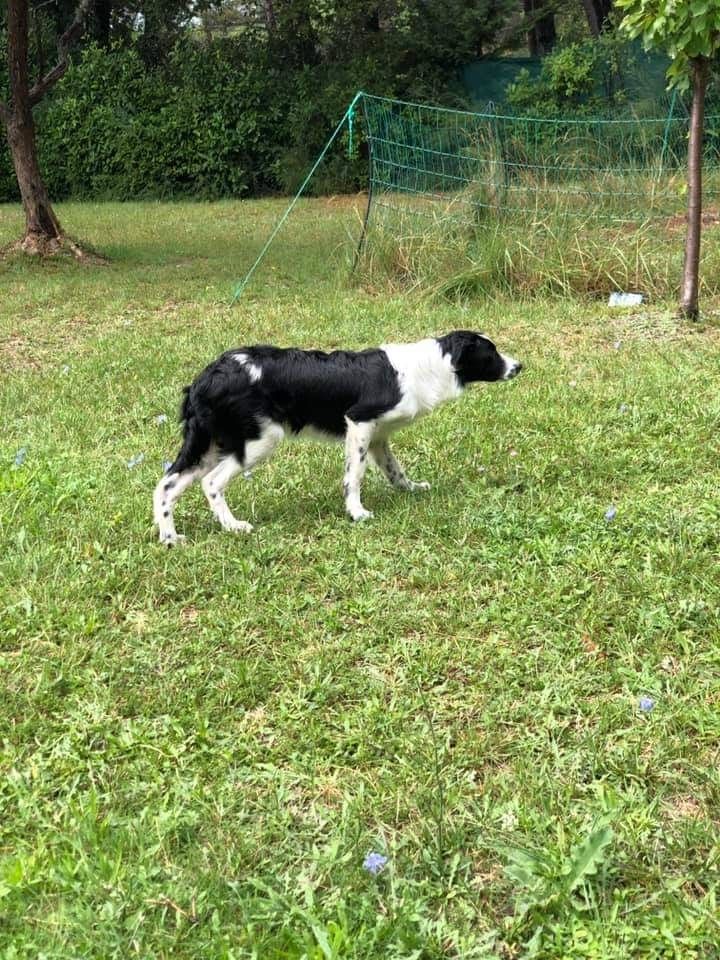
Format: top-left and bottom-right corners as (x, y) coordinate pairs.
(362, 203), (720, 302)
(2, 199), (720, 959)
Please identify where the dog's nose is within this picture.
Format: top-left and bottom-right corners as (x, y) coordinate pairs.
(515, 362), (523, 374)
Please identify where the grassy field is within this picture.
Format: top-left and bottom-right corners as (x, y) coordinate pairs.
(2, 199), (720, 959)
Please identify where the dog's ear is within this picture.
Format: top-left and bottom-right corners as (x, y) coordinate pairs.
(444, 331), (478, 371)
(440, 331), (485, 377)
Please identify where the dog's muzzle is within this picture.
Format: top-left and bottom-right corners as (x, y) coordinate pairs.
(502, 356), (523, 380)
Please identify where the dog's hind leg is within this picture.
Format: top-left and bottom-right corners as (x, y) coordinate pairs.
(153, 448), (218, 546)
(343, 419), (376, 521)
(202, 422), (284, 533)
(370, 440), (430, 493)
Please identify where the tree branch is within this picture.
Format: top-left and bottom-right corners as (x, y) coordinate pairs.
(28, 0), (94, 107)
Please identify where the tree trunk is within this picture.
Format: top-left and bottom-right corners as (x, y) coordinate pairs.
(6, 109), (63, 252)
(92, 0), (113, 48)
(523, 0), (556, 56)
(4, 0), (64, 252)
(580, 0), (612, 38)
(263, 0), (277, 32)
(680, 56), (709, 321)
(2, 0), (92, 254)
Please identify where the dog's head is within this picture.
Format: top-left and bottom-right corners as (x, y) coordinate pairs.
(438, 330), (522, 386)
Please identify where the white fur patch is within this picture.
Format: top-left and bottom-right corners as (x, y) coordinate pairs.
(380, 339), (463, 428)
(233, 352), (262, 382)
(501, 354), (522, 379)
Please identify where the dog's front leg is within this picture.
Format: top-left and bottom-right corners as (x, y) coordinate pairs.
(343, 419), (375, 521)
(371, 440), (430, 492)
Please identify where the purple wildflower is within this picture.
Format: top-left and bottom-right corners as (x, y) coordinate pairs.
(604, 505), (617, 522)
(363, 852), (388, 876)
(639, 696), (655, 713)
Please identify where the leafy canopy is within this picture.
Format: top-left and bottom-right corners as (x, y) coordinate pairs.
(617, 0), (720, 87)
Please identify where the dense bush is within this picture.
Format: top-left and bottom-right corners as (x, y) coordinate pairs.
(505, 34), (632, 118)
(0, 34), (464, 202)
(0, 39), (293, 201)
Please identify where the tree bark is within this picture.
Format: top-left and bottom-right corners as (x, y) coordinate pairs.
(523, 0), (556, 56)
(6, 110), (63, 252)
(3, 0), (62, 250)
(92, 0), (113, 48)
(580, 0), (612, 38)
(1, 0), (92, 253)
(680, 56), (709, 321)
(263, 0), (277, 32)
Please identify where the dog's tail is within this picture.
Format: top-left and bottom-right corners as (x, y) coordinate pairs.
(167, 387), (212, 474)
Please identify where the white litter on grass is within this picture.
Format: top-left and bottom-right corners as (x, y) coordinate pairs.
(127, 453), (145, 469)
(613, 340), (622, 349)
(13, 447), (28, 467)
(604, 505), (617, 522)
(154, 414), (168, 425)
(619, 403), (629, 414)
(608, 292), (643, 307)
(163, 460), (173, 473)
(500, 810), (519, 831)
(61, 365), (70, 375)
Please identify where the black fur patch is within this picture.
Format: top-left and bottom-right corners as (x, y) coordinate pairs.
(437, 331), (507, 385)
(167, 345), (403, 473)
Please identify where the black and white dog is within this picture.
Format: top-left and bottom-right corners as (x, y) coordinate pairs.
(153, 331), (521, 543)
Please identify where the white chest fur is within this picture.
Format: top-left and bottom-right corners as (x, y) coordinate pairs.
(380, 338), (462, 427)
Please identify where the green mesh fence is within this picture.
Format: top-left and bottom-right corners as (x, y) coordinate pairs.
(361, 92), (720, 231)
(233, 91), (720, 300)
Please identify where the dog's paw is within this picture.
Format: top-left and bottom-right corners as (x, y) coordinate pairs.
(410, 480), (431, 492)
(223, 518), (254, 534)
(350, 508), (374, 522)
(160, 532), (186, 547)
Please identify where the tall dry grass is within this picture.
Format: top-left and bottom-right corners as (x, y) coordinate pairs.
(358, 183), (720, 302)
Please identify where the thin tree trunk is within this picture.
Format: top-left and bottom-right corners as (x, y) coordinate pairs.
(93, 0), (113, 48)
(1, 0), (92, 254)
(580, 0), (612, 37)
(4, 0), (63, 251)
(6, 112), (63, 251)
(264, 0), (277, 32)
(523, 0), (556, 56)
(680, 56), (709, 320)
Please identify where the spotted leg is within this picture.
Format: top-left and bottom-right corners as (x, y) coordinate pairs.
(201, 423), (284, 533)
(371, 440), (430, 493)
(343, 419), (376, 521)
(153, 450), (219, 546)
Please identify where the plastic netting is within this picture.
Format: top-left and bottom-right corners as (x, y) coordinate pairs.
(361, 92), (720, 228)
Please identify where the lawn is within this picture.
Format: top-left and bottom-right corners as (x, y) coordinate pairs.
(2, 199), (720, 959)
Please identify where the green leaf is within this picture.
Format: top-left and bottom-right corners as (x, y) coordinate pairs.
(562, 825), (614, 894)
